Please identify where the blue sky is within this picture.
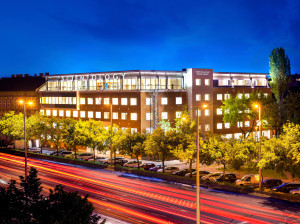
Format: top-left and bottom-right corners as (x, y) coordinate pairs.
(0, 0), (299, 77)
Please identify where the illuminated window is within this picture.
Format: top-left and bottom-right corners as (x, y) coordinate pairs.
(224, 94), (230, 100)
(225, 134), (233, 138)
(176, 97), (182, 105)
(234, 133), (242, 139)
(264, 93), (268, 98)
(131, 113), (137, 120)
(217, 94), (222, 100)
(80, 98), (85, 104)
(146, 113), (152, 121)
(95, 112), (101, 119)
(217, 123), (222, 129)
(88, 111), (93, 118)
(130, 98), (137, 106)
(176, 111), (182, 118)
(205, 79), (210, 86)
(104, 98), (110, 105)
(113, 112), (118, 119)
(73, 111), (78, 117)
(237, 94), (243, 99)
(46, 110), (51, 116)
(225, 109), (229, 114)
(245, 121), (250, 127)
(121, 113), (127, 120)
(121, 98), (128, 105)
(224, 123), (230, 129)
(245, 93), (250, 99)
(59, 110), (64, 117)
(66, 111), (71, 117)
(131, 128), (137, 134)
(112, 98), (118, 105)
(237, 122), (243, 128)
(53, 110), (57, 116)
(104, 112), (109, 119)
(87, 98), (93, 104)
(195, 79), (201, 86)
(80, 111), (85, 118)
(146, 128), (153, 133)
(161, 97), (168, 105)
(216, 108), (222, 115)
(161, 112), (168, 119)
(204, 124), (210, 131)
(205, 94), (210, 101)
(204, 109), (210, 116)
(196, 94), (201, 101)
(146, 98), (151, 106)
(40, 110), (45, 115)
(95, 98), (101, 105)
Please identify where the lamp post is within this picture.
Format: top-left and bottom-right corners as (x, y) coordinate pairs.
(196, 104), (207, 224)
(19, 100), (33, 179)
(254, 104), (262, 190)
(110, 100), (113, 166)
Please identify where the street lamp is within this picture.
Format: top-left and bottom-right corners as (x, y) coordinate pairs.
(109, 100), (113, 166)
(254, 104), (262, 190)
(196, 103), (207, 224)
(19, 100), (33, 179)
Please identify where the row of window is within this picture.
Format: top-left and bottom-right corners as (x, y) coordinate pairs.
(196, 93), (268, 102)
(195, 79), (210, 86)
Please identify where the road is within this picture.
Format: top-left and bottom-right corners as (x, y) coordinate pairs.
(0, 152), (300, 224)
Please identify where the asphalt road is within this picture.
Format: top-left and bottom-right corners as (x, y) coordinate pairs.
(0, 152), (300, 224)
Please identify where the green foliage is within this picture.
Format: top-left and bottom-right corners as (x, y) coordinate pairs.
(48, 117), (65, 152)
(0, 167), (104, 224)
(0, 111), (24, 140)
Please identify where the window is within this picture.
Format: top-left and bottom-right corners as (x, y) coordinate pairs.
(146, 113), (152, 121)
(73, 111), (78, 117)
(237, 122), (243, 128)
(131, 113), (137, 120)
(88, 111), (93, 118)
(245, 93), (250, 99)
(113, 112), (118, 119)
(130, 98), (137, 106)
(46, 110), (51, 116)
(204, 124), (210, 131)
(95, 98), (101, 105)
(205, 94), (210, 101)
(131, 128), (137, 133)
(161, 112), (168, 119)
(104, 98), (110, 105)
(104, 112), (110, 119)
(40, 110), (45, 115)
(80, 98), (85, 104)
(217, 123), (222, 129)
(176, 97), (182, 105)
(225, 123), (230, 129)
(217, 94), (222, 100)
(196, 94), (201, 101)
(121, 98), (128, 105)
(216, 108), (222, 115)
(80, 111), (85, 118)
(205, 79), (210, 86)
(66, 111), (71, 117)
(95, 112), (101, 118)
(59, 110), (64, 117)
(161, 97), (168, 105)
(204, 109), (210, 116)
(87, 98), (93, 104)
(112, 98), (118, 105)
(176, 111), (182, 118)
(225, 109), (229, 114)
(264, 93), (268, 98)
(146, 98), (151, 106)
(121, 113), (127, 120)
(53, 110), (57, 116)
(195, 79), (201, 86)
(146, 128), (153, 133)
(224, 94), (230, 100)
(225, 134), (233, 139)
(234, 133), (242, 139)
(245, 121), (250, 127)
(237, 94), (243, 99)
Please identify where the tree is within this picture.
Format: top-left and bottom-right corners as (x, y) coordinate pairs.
(0, 167), (105, 224)
(48, 117), (65, 153)
(0, 111), (24, 141)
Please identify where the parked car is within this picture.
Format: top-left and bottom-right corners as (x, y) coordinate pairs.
(173, 169), (196, 176)
(157, 166), (179, 173)
(236, 174), (260, 187)
(214, 173), (237, 183)
(123, 160), (142, 168)
(50, 150), (66, 156)
(58, 151), (73, 157)
(77, 153), (94, 160)
(261, 179), (282, 189)
(88, 156), (108, 163)
(104, 159), (128, 166)
(272, 183), (300, 193)
(201, 172), (222, 181)
(185, 170), (210, 177)
(141, 163), (156, 171)
(290, 187), (300, 194)
(149, 165), (165, 172)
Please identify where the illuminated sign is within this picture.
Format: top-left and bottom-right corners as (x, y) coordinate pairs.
(60, 73), (126, 81)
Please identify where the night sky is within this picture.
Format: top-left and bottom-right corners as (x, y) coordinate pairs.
(0, 0), (299, 77)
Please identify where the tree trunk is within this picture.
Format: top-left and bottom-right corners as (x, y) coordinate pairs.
(223, 164), (226, 181)
(74, 145), (77, 160)
(162, 159), (165, 173)
(136, 154), (140, 169)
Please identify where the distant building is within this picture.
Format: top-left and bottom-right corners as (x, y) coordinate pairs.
(37, 68), (272, 138)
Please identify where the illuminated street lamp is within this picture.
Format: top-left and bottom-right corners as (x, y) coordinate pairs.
(108, 100), (113, 166)
(19, 100), (33, 179)
(196, 103), (207, 224)
(254, 104), (262, 190)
